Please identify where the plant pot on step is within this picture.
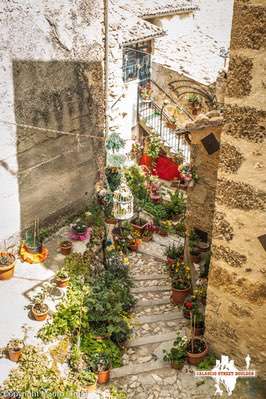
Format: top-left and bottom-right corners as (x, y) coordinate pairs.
(8, 348), (22, 363)
(32, 303), (48, 321)
(56, 276), (70, 288)
(131, 218), (148, 233)
(7, 340), (24, 362)
(142, 234), (153, 242)
(187, 338), (208, 366)
(171, 285), (191, 305)
(159, 230), (168, 237)
(171, 361), (184, 370)
(97, 370), (110, 385)
(25, 242), (43, 254)
(59, 240), (72, 256)
(167, 257), (176, 266)
(0, 252), (16, 280)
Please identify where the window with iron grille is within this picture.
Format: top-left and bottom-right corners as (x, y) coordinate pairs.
(123, 41), (152, 83)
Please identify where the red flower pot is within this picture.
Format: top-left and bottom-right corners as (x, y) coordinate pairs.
(171, 286), (191, 305)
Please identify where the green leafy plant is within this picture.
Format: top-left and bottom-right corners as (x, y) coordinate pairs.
(75, 369), (97, 386)
(171, 262), (191, 290)
(197, 354), (216, 370)
(106, 132), (125, 153)
(147, 135), (161, 159)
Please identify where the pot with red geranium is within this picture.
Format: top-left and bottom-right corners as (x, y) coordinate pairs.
(164, 243), (183, 266)
(163, 332), (188, 370)
(171, 262), (191, 305)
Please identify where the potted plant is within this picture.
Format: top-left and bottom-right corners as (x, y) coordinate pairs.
(0, 251), (16, 280)
(24, 218), (43, 254)
(78, 370), (97, 393)
(142, 227), (153, 242)
(7, 339), (24, 362)
(187, 94), (202, 115)
(59, 240), (73, 256)
(139, 83), (152, 102)
(31, 288), (49, 321)
(89, 352), (111, 385)
(187, 337), (208, 366)
(55, 268), (70, 288)
(71, 221), (87, 236)
(163, 332), (188, 370)
(128, 238), (142, 252)
(171, 262), (191, 305)
(164, 243), (183, 266)
(182, 297), (198, 319)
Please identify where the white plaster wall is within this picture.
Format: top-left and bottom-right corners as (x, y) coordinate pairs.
(0, 0), (103, 242)
(152, 0), (234, 84)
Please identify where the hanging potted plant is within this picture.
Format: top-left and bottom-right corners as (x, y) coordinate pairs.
(78, 370), (97, 393)
(187, 94), (202, 116)
(59, 240), (73, 256)
(182, 296), (198, 319)
(0, 250), (16, 281)
(171, 262), (191, 305)
(31, 287), (49, 321)
(7, 339), (24, 362)
(139, 83), (152, 103)
(90, 352), (111, 385)
(163, 332), (188, 370)
(55, 268), (70, 288)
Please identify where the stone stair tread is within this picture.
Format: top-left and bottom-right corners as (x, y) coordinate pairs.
(128, 331), (176, 347)
(131, 285), (171, 294)
(111, 360), (170, 379)
(133, 274), (168, 281)
(136, 297), (169, 307)
(136, 310), (182, 324)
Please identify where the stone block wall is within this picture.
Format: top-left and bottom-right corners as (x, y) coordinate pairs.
(205, 0), (266, 378)
(186, 124), (222, 241)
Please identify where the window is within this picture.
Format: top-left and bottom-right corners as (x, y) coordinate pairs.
(123, 41), (152, 83)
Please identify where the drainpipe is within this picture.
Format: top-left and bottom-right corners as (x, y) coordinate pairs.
(104, 0), (109, 140)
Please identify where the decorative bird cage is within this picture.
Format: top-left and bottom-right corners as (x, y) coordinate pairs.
(113, 175), (134, 220)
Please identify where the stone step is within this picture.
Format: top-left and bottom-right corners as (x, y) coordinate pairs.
(135, 297), (170, 308)
(131, 285), (171, 294)
(111, 360), (170, 379)
(128, 331), (176, 348)
(133, 274), (168, 281)
(136, 310), (182, 325)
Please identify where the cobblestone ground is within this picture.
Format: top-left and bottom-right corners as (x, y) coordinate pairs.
(102, 239), (266, 399)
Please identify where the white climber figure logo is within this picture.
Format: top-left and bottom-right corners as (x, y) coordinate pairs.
(195, 354), (256, 396)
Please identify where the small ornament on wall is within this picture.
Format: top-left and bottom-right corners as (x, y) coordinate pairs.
(258, 234), (266, 251)
(201, 133), (220, 155)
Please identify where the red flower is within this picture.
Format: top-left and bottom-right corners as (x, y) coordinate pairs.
(185, 301), (193, 309)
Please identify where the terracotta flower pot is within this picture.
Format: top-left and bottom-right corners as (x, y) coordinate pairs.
(0, 253), (16, 280)
(8, 349), (22, 362)
(171, 361), (184, 370)
(129, 244), (139, 252)
(159, 230), (168, 237)
(32, 304), (48, 321)
(84, 383), (97, 393)
(59, 241), (72, 256)
(187, 339), (208, 366)
(171, 286), (191, 305)
(56, 277), (70, 288)
(97, 370), (110, 385)
(183, 309), (192, 319)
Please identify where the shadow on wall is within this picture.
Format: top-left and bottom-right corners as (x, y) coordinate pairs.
(13, 60), (104, 232)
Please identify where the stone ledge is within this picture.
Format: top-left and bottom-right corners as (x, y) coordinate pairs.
(111, 360), (170, 379)
(128, 332), (177, 348)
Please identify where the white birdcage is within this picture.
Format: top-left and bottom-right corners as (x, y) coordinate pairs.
(113, 175), (134, 220)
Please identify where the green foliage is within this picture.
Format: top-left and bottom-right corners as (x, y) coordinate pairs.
(197, 354), (216, 370)
(125, 166), (150, 203)
(2, 345), (76, 397)
(110, 385), (127, 399)
(80, 334), (122, 369)
(146, 135), (161, 159)
(106, 167), (122, 192)
(164, 190), (186, 219)
(106, 132), (125, 153)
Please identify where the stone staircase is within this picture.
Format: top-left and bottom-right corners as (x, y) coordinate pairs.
(108, 244), (216, 399)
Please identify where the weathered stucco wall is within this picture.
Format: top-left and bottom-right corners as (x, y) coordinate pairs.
(0, 0), (104, 240)
(205, 0), (266, 378)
